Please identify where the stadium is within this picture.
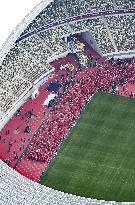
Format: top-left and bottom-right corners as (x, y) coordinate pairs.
(0, 0), (135, 204)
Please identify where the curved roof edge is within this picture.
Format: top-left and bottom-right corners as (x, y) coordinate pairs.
(0, 0), (53, 66)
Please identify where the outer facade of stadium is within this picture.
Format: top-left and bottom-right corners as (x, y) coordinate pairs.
(0, 0), (135, 204)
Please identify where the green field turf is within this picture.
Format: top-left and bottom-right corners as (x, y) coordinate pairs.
(40, 92), (135, 202)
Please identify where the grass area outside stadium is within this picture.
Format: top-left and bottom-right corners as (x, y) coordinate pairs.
(40, 92), (135, 202)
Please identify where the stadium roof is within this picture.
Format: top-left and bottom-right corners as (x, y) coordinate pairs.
(0, 0), (42, 49)
(0, 0), (53, 64)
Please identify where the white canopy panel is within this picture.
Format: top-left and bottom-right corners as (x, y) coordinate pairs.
(43, 93), (57, 106)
